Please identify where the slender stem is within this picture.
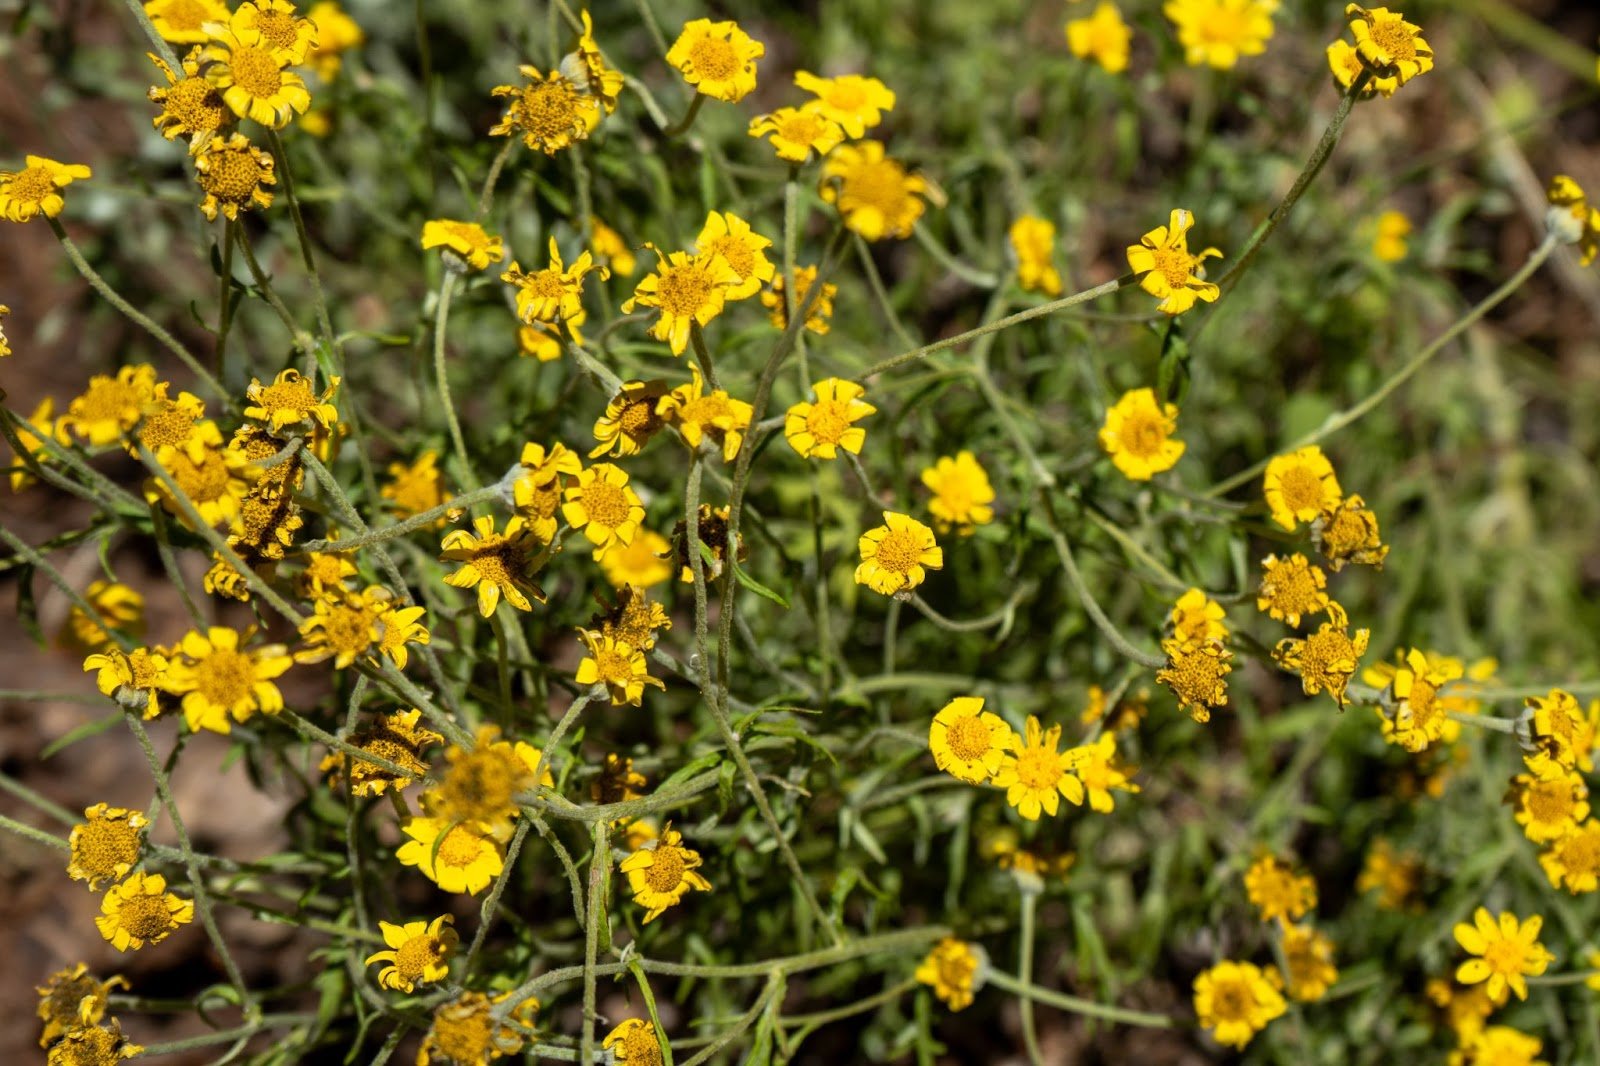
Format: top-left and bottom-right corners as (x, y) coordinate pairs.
(236, 228), (316, 353)
(1018, 893), (1045, 1066)
(1037, 492), (1165, 669)
(662, 93), (706, 137)
(118, 0), (180, 71)
(0, 811), (70, 851)
(579, 820), (610, 1066)
(266, 129), (339, 358)
(478, 140), (517, 217)
(296, 484), (503, 553)
(984, 969), (1174, 1028)
(216, 220), (237, 377)
(629, 960), (677, 1066)
(689, 321), (720, 391)
(461, 819), (532, 975)
(913, 223), (1000, 288)
(134, 1015), (316, 1056)
(0, 770), (81, 824)
(431, 271), (478, 490)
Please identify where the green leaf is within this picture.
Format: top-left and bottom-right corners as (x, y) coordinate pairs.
(730, 556), (790, 608)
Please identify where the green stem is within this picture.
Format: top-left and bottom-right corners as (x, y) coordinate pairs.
(984, 969), (1174, 1028)
(629, 960), (677, 1066)
(1018, 894), (1045, 1066)
(579, 820), (610, 1066)
(0, 811), (70, 851)
(266, 129), (339, 359)
(118, 0), (180, 71)
(431, 271), (479, 490)
(1037, 492), (1165, 668)
(662, 93), (706, 137)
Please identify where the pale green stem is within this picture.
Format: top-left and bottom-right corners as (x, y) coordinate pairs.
(1018, 893), (1045, 1066)
(579, 820), (610, 1066)
(629, 960), (676, 1066)
(431, 271), (478, 489)
(984, 969), (1174, 1028)
(266, 129), (339, 358)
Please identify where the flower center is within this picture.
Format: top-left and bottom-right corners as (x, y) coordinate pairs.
(1151, 246), (1196, 288)
(1526, 781), (1573, 825)
(518, 78), (582, 141)
(323, 604), (373, 654)
(1210, 978), (1251, 1021)
(195, 647), (255, 707)
(582, 481), (631, 527)
(254, 10), (301, 52)
(9, 165), (55, 204)
(1404, 679), (1439, 728)
(75, 820), (140, 877)
(396, 935), (443, 980)
(1277, 465), (1324, 513)
(118, 893), (175, 939)
(842, 160), (910, 215)
(165, 77), (226, 131)
(804, 400), (851, 445)
(434, 1009), (494, 1061)
(944, 715), (992, 762)
(75, 380), (144, 424)
(229, 43), (285, 99)
(873, 528), (923, 574)
(1482, 938), (1529, 977)
(139, 401), (197, 450)
(687, 36), (739, 80)
(643, 846), (686, 892)
(780, 112), (828, 144)
(171, 449), (233, 503)
(703, 235), (754, 279)
(824, 83), (866, 111)
(469, 544), (518, 586)
(618, 398), (660, 437)
(162, 0), (210, 32)
(256, 377), (318, 416)
(1197, 9), (1251, 47)
(529, 269), (567, 299)
(436, 825), (483, 868)
(593, 647), (634, 684)
(681, 394), (732, 429)
(1122, 410), (1167, 456)
(521, 481), (560, 522)
(1368, 19), (1417, 62)
(1015, 747), (1061, 790)
(657, 263), (716, 317)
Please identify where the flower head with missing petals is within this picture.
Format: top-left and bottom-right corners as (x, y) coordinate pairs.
(1126, 209), (1221, 314)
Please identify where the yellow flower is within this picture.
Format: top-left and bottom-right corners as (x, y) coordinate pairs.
(295, 586), (388, 668)
(1280, 923), (1338, 1002)
(794, 70), (895, 138)
(589, 215), (636, 275)
(305, 2), (364, 81)
(1539, 819), (1600, 894)
(95, 873), (194, 951)
(440, 515), (547, 616)
(416, 990), (529, 1065)
(1452, 1027), (1549, 1066)
(200, 17), (313, 128)
(920, 451), (995, 536)
(760, 264), (836, 335)
(320, 709), (442, 797)
(1357, 839), (1421, 911)
(432, 726), (550, 837)
(748, 107), (846, 164)
(60, 579), (144, 653)
(147, 49), (228, 151)
(599, 529), (673, 589)
(1066, 1), (1133, 73)
(1079, 684), (1148, 733)
(244, 368), (339, 431)
(1255, 553), (1329, 628)
(1273, 602), (1368, 708)
(1312, 493), (1388, 571)
(366, 916), (457, 993)
(1244, 852), (1316, 922)
(820, 141), (929, 241)
(590, 585), (671, 651)
(1509, 770), (1589, 844)
(67, 804), (148, 890)
(1522, 687), (1595, 777)
(489, 64), (599, 154)
(133, 383), (209, 462)
(673, 504), (744, 583)
(1009, 215), (1063, 297)
(1345, 5), (1433, 90)
(604, 1018), (667, 1066)
(84, 646), (170, 718)
(1428, 977), (1496, 1042)
(1373, 209), (1411, 262)
(592, 379), (669, 459)
(35, 964), (127, 1048)
(992, 715), (1084, 820)
(855, 510), (942, 596)
(518, 321), (565, 361)
(1374, 648), (1465, 753)
(620, 823), (712, 922)
(1326, 37), (1397, 98)
(1157, 637), (1231, 721)
(915, 938), (982, 1011)
(1546, 175), (1600, 267)
(666, 19), (763, 102)
(45, 1019), (143, 1064)
(592, 753), (649, 806)
(562, 462), (645, 551)
(1070, 732), (1140, 813)
(1125, 209), (1221, 314)
(1170, 587), (1227, 646)
(1098, 387), (1186, 479)
(784, 377), (875, 459)
(422, 219), (504, 271)
(0, 304), (9, 358)
(143, 0), (228, 43)
(694, 211), (775, 301)
(1, 155), (91, 223)
(62, 364), (157, 446)
(1164, 0), (1275, 70)
(233, 0), (319, 65)
(1454, 907), (1553, 1005)
(399, 800), (506, 894)
(571, 11), (623, 114)
(623, 247), (740, 355)
(1263, 445), (1342, 531)
(512, 443), (582, 542)
(11, 397), (69, 493)
(144, 427), (254, 529)
(1193, 960), (1285, 1048)
(928, 696), (1016, 784)
(381, 451), (450, 526)
(657, 367), (753, 462)
(162, 626), (294, 734)
(576, 630), (665, 707)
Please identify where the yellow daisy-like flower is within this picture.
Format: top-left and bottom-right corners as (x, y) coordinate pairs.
(305, 1), (364, 81)
(440, 515), (547, 616)
(694, 211), (776, 301)
(1312, 493), (1388, 571)
(377, 602), (430, 666)
(295, 586), (388, 668)
(147, 49), (228, 151)
(381, 451), (450, 526)
(855, 510), (943, 596)
(603, 1017), (666, 1066)
(784, 377), (875, 460)
(1345, 5), (1433, 90)
(133, 384), (209, 462)
(928, 696), (1016, 784)
(200, 17), (312, 128)
(60, 579), (145, 653)
(747, 107), (846, 164)
(502, 239), (608, 343)
(244, 368), (339, 431)
(623, 247), (740, 356)
(1070, 732), (1140, 813)
(320, 708), (442, 797)
(915, 938), (981, 1011)
(162, 626), (294, 734)
(1193, 960), (1286, 1049)
(1244, 852), (1317, 922)
(920, 451), (996, 536)
(589, 215), (636, 276)
(512, 443), (582, 542)
(666, 18), (763, 102)
(620, 823), (712, 922)
(1008, 215), (1063, 297)
(591, 585), (671, 652)
(35, 964), (127, 1048)
(1357, 839), (1421, 911)
(490, 64), (600, 154)
(1170, 587), (1227, 646)
(592, 379), (669, 459)
(94, 873), (194, 951)
(1538, 819), (1600, 894)
(1377, 648), (1465, 753)
(64, 364), (159, 447)
(10, 396), (69, 493)
(1164, 0), (1275, 70)
(1547, 175), (1600, 268)
(1066, 1), (1133, 73)
(84, 646), (170, 718)
(415, 990), (529, 1066)
(576, 630), (665, 707)
(1453, 907), (1553, 1005)
(571, 11), (623, 115)
(1263, 445), (1342, 531)
(143, 0), (228, 43)
(1256, 553), (1329, 628)
(1157, 636), (1232, 722)
(67, 804), (149, 890)
(760, 264), (837, 335)
(45, 1019), (143, 1064)
(1126, 208), (1222, 314)
(1280, 923), (1338, 1002)
(992, 715), (1084, 820)
(1273, 602), (1369, 708)
(562, 462), (645, 551)
(0, 155), (92, 223)
(365, 916), (457, 993)
(657, 367), (753, 463)
(518, 321), (565, 361)
(144, 428), (254, 529)
(1373, 209), (1411, 262)
(1098, 387), (1186, 480)
(1326, 37), (1398, 98)
(422, 219), (504, 271)
(1508, 770), (1590, 844)
(592, 752), (649, 806)
(1427, 977), (1496, 1043)
(1522, 688), (1595, 777)
(1453, 1027), (1549, 1066)
(432, 726), (551, 836)
(820, 141), (929, 242)
(599, 529), (673, 589)
(398, 800), (506, 895)
(234, 0), (319, 64)
(794, 70), (895, 138)
(673, 504), (744, 583)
